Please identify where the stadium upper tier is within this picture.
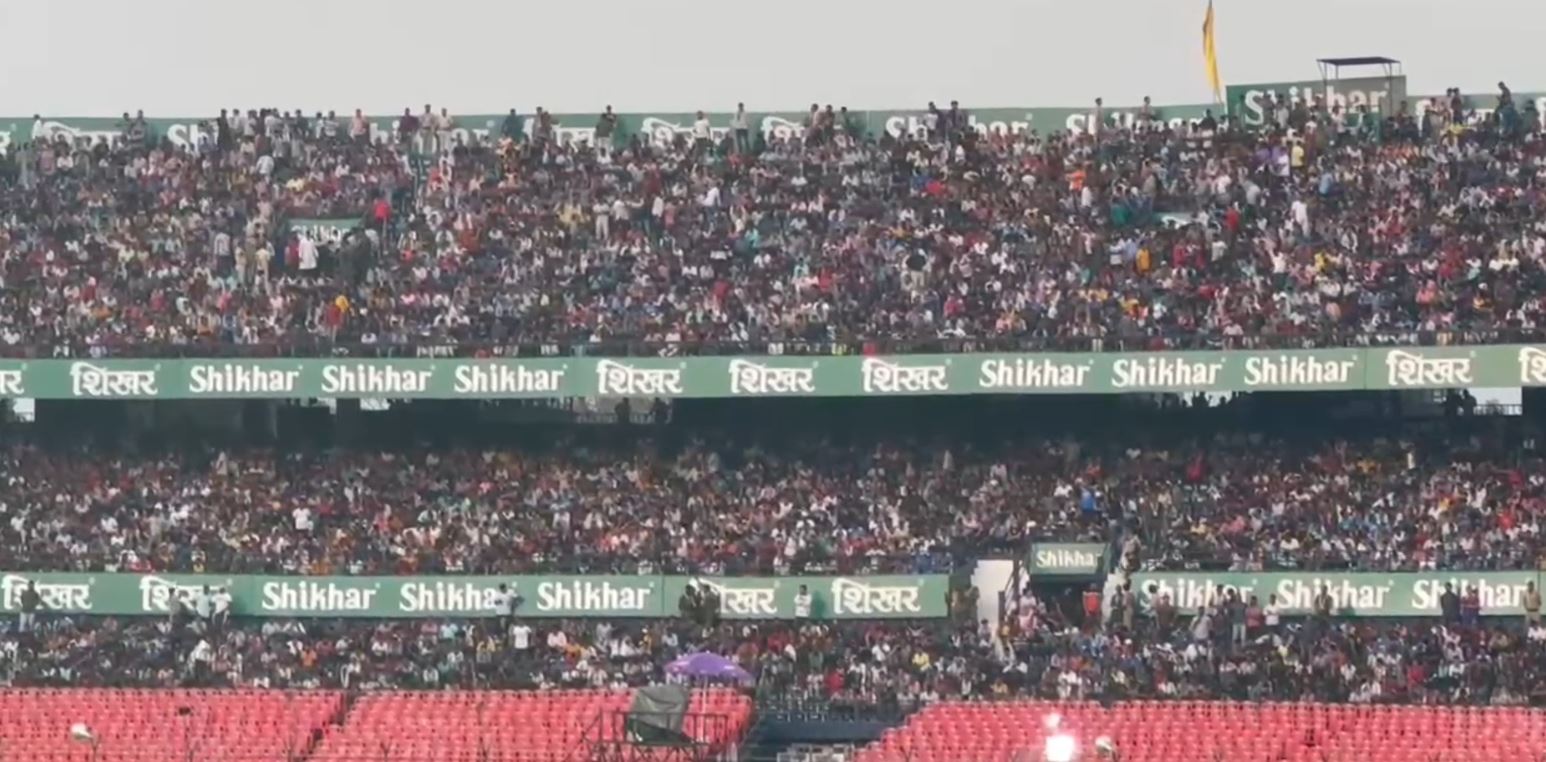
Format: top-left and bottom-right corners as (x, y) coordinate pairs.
(0, 94), (1542, 357)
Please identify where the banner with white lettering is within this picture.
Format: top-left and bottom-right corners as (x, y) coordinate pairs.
(1130, 571), (1544, 617)
(0, 346), (1540, 400)
(0, 573), (950, 619)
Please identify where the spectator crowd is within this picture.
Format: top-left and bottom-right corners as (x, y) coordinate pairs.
(0, 87), (1543, 356)
(3, 85), (1546, 711)
(1, 424), (1541, 575)
(7, 595), (1546, 709)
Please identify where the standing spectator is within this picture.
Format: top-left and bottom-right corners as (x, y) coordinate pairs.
(594, 106), (617, 151)
(691, 111), (712, 154)
(419, 104), (436, 151)
(193, 586), (214, 625)
(492, 584), (520, 642)
(212, 587), (232, 633)
(510, 619), (533, 665)
(1227, 590), (1247, 647)
(1082, 586), (1103, 631)
(1461, 587), (1482, 628)
(1119, 584), (1136, 632)
(216, 109), (233, 152)
(187, 638), (213, 686)
(397, 107), (420, 146)
(534, 108), (554, 144)
(793, 585), (812, 621)
(1525, 582), (1542, 627)
(1263, 594), (1282, 635)
(1245, 595), (1264, 639)
(678, 583), (701, 623)
(1313, 585), (1334, 623)
(699, 585), (721, 629)
(731, 103), (751, 153)
(1107, 585), (1126, 630)
(1154, 593), (1176, 636)
(500, 108), (522, 143)
(17, 582), (42, 634)
(1191, 606), (1212, 643)
(1440, 584), (1461, 625)
(297, 233), (319, 275)
(350, 109), (369, 143)
(435, 108), (454, 152)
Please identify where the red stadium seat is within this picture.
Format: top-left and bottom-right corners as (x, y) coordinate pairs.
(0, 688), (750, 762)
(0, 689), (342, 762)
(310, 688), (752, 762)
(852, 701), (1546, 762)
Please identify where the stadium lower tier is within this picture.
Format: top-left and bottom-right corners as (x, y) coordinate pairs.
(8, 615), (1546, 707)
(3, 690), (1544, 762)
(0, 688), (751, 762)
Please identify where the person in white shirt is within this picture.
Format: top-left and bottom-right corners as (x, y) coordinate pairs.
(193, 586), (214, 623)
(510, 623), (533, 652)
(212, 587), (233, 632)
(730, 103), (751, 153)
(436, 108), (455, 153)
(1264, 594), (1283, 632)
(292, 505), (314, 532)
(692, 111), (712, 154)
(491, 583), (522, 644)
(1291, 196), (1310, 238)
(188, 639), (213, 686)
(297, 234), (319, 273)
(793, 584), (813, 620)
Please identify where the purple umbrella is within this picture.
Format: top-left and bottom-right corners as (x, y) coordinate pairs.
(664, 652), (753, 684)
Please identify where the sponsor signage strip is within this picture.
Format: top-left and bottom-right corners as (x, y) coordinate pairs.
(1130, 572), (1543, 617)
(0, 573), (947, 620)
(1028, 543), (1107, 576)
(3, 346), (1544, 399)
(5, 91), (1541, 155)
(0, 105), (1215, 154)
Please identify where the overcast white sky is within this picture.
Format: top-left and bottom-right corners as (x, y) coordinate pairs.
(2, 0), (1538, 116)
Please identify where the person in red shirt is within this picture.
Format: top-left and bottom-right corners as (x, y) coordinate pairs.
(1083, 586), (1103, 631)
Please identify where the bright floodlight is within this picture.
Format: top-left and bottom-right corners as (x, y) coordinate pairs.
(1044, 732), (1077, 762)
(69, 723), (95, 744)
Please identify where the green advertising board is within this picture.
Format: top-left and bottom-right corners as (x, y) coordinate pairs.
(1129, 571), (1542, 617)
(1028, 543), (1107, 576)
(0, 101), (1221, 155)
(0, 345), (1540, 399)
(0, 572), (947, 620)
(1226, 76), (1408, 127)
(1, 84), (1539, 154)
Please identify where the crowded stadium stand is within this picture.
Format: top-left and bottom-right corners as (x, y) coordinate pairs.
(3, 67), (1546, 762)
(0, 85), (1540, 357)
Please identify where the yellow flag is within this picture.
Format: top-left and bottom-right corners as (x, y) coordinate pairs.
(1202, 0), (1223, 102)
